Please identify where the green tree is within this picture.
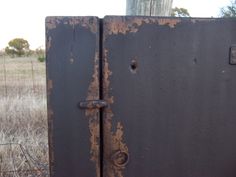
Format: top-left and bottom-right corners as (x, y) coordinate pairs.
(220, 1), (236, 17)
(171, 7), (190, 17)
(5, 38), (30, 57)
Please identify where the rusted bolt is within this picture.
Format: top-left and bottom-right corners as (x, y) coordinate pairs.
(111, 151), (129, 167)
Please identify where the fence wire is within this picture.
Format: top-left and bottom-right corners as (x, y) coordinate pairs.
(0, 143), (49, 177)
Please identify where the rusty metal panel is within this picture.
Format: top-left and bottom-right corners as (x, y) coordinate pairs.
(46, 17), (100, 177)
(103, 16), (236, 177)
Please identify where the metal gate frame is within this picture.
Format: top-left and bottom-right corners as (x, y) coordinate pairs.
(46, 16), (236, 177)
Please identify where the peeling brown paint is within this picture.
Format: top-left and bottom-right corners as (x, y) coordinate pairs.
(86, 52), (100, 117)
(103, 48), (129, 177)
(46, 16), (100, 176)
(67, 17), (98, 34)
(102, 17), (181, 176)
(47, 80), (53, 91)
(46, 17), (98, 33)
(86, 48), (100, 177)
(46, 36), (52, 52)
(157, 18), (181, 28)
(46, 17), (64, 30)
(47, 16), (100, 177)
(46, 78), (54, 176)
(104, 16), (181, 36)
(47, 108), (54, 176)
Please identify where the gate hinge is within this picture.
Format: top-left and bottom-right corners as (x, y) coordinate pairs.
(79, 100), (108, 109)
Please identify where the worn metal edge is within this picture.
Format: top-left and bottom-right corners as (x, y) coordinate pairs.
(45, 16), (99, 33)
(102, 16), (226, 37)
(45, 18), (54, 176)
(46, 16), (101, 177)
(103, 46), (129, 177)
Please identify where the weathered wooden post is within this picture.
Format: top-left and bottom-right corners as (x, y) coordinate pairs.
(126, 0), (173, 16)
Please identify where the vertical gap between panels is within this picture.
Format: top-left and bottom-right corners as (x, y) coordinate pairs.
(99, 18), (104, 177)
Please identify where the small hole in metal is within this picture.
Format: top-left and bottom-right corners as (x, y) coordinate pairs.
(130, 60), (138, 73)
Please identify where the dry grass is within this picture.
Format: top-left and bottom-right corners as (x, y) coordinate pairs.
(0, 56), (49, 176)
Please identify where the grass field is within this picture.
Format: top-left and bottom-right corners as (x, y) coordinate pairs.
(0, 56), (49, 176)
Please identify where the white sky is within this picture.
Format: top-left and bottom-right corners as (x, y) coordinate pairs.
(0, 0), (231, 50)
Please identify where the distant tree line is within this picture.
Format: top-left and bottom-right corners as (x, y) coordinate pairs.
(4, 38), (45, 62)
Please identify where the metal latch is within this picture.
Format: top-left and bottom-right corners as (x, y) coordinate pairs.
(230, 45), (236, 65)
(79, 100), (107, 109)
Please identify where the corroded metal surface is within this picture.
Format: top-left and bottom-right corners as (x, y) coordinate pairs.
(46, 16), (100, 177)
(103, 48), (129, 177)
(46, 16), (98, 33)
(104, 16), (181, 36)
(46, 16), (236, 177)
(85, 49), (100, 177)
(103, 16), (236, 177)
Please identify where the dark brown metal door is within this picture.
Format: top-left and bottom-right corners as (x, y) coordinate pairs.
(46, 17), (101, 177)
(102, 16), (236, 177)
(47, 16), (236, 177)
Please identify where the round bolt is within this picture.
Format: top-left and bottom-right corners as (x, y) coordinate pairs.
(111, 151), (129, 167)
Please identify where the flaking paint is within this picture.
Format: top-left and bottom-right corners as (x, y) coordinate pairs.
(86, 51), (100, 177)
(46, 17), (98, 33)
(46, 17), (100, 177)
(103, 49), (129, 177)
(46, 78), (55, 176)
(104, 16), (181, 36)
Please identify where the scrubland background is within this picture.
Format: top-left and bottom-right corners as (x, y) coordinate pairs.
(0, 55), (48, 176)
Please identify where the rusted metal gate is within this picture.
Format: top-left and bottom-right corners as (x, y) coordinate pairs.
(46, 16), (236, 177)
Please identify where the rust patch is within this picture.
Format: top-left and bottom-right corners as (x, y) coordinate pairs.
(86, 51), (100, 117)
(46, 17), (64, 30)
(103, 49), (129, 177)
(47, 108), (54, 176)
(104, 16), (181, 36)
(67, 17), (98, 34)
(46, 16), (98, 33)
(157, 18), (181, 28)
(46, 36), (52, 52)
(46, 78), (54, 176)
(47, 79), (53, 91)
(46, 17), (100, 176)
(86, 48), (100, 177)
